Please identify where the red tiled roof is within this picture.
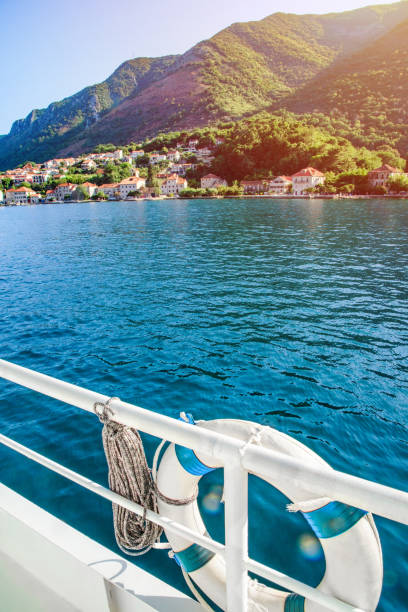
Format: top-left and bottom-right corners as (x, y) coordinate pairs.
(202, 174), (222, 180)
(120, 177), (144, 184)
(292, 167), (325, 178)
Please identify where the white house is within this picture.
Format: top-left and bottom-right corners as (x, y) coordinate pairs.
(54, 183), (77, 201)
(167, 150), (181, 162)
(150, 153), (167, 165)
(32, 172), (51, 184)
(5, 187), (39, 205)
(12, 173), (34, 185)
(130, 150), (145, 160)
(367, 164), (407, 187)
(201, 174), (227, 189)
(240, 180), (266, 194)
(169, 163), (196, 175)
(81, 159), (96, 171)
(81, 182), (98, 197)
(99, 183), (120, 199)
(292, 167), (325, 196)
(196, 147), (213, 158)
(161, 174), (187, 195)
(118, 176), (146, 198)
(0, 190), (3, 203)
(187, 139), (199, 152)
(268, 176), (293, 195)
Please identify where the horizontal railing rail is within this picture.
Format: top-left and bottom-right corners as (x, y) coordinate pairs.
(1, 358), (407, 612)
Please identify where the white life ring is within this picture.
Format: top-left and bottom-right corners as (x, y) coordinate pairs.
(156, 418), (383, 611)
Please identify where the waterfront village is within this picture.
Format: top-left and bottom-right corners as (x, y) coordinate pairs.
(1, 139), (408, 206)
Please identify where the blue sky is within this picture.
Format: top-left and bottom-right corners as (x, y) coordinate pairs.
(0, 0), (398, 133)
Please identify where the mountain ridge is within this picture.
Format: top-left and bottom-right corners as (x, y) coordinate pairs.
(1, 1), (408, 169)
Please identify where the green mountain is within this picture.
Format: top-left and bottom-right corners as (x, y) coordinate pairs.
(0, 56), (177, 169)
(1, 1), (408, 169)
(277, 18), (408, 155)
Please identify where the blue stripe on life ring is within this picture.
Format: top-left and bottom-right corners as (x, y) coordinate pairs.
(303, 501), (367, 539)
(175, 413), (215, 475)
(284, 594), (305, 612)
(175, 443), (215, 475)
(175, 543), (215, 573)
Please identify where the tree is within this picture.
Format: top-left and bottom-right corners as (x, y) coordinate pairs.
(103, 162), (131, 184)
(146, 165), (161, 194)
(94, 143), (116, 153)
(74, 185), (88, 200)
(135, 154), (151, 167)
(370, 184), (388, 195)
(387, 175), (408, 193)
(1, 177), (12, 190)
(92, 191), (107, 200)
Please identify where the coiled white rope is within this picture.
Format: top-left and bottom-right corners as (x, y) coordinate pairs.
(94, 398), (197, 557)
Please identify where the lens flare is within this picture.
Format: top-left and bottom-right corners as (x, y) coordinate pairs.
(202, 485), (223, 514)
(298, 533), (323, 561)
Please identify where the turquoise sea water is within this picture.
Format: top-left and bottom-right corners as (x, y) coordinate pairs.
(0, 199), (407, 610)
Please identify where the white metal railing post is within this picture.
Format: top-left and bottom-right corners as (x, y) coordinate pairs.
(224, 458), (248, 612)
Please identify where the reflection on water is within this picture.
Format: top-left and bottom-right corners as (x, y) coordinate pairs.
(0, 199), (407, 609)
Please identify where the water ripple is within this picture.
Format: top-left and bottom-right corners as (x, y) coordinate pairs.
(0, 199), (407, 609)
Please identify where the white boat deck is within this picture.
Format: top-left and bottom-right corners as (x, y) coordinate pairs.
(1, 359), (408, 611)
(0, 484), (200, 612)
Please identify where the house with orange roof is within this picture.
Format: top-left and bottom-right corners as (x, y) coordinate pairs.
(12, 172), (34, 185)
(292, 167), (325, 196)
(81, 182), (98, 197)
(161, 174), (187, 196)
(5, 187), (40, 205)
(240, 180), (267, 194)
(99, 183), (120, 199)
(130, 150), (145, 161)
(367, 164), (407, 188)
(150, 153), (167, 165)
(54, 183), (76, 201)
(268, 176), (293, 195)
(201, 174), (227, 189)
(118, 176), (146, 198)
(81, 158), (96, 171)
(32, 171), (51, 184)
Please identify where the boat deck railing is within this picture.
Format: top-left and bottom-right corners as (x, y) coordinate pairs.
(0, 358), (407, 612)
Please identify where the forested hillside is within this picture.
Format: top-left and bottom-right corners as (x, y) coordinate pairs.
(1, 2), (408, 169)
(279, 18), (408, 155)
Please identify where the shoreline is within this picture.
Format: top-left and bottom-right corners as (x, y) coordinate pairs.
(1, 193), (408, 208)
